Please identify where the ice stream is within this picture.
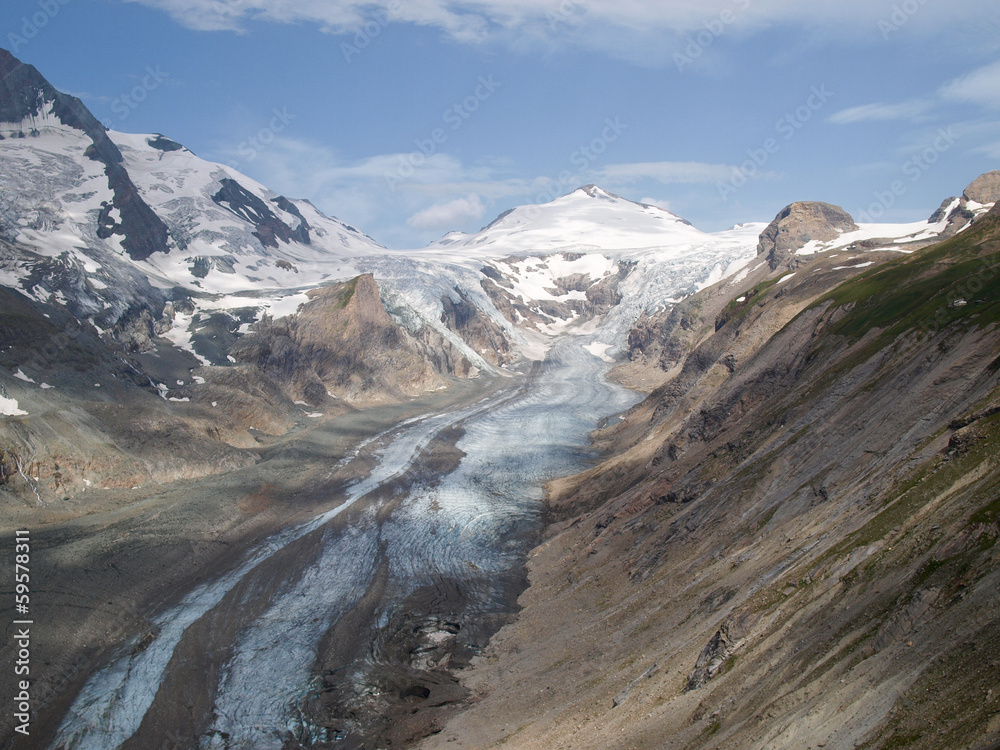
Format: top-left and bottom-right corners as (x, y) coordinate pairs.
(52, 336), (640, 749)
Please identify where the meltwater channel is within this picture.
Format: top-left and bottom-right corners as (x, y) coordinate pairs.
(52, 336), (640, 749)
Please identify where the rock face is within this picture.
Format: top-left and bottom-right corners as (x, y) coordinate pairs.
(0, 48), (171, 263)
(962, 170), (1000, 205)
(927, 171), (1000, 236)
(440, 290), (514, 368)
(479, 252), (633, 333)
(212, 178), (311, 248)
(756, 201), (857, 270)
(231, 274), (450, 406)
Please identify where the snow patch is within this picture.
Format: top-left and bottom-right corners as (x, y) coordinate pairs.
(0, 396), (28, 416)
(696, 264), (724, 292)
(832, 261), (874, 270)
(583, 342), (615, 363)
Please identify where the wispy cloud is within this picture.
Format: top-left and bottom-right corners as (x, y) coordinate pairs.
(830, 59), (1000, 126)
(828, 100), (933, 124)
(941, 59), (1000, 109)
(639, 197), (674, 211)
(123, 0), (990, 57)
(407, 194), (485, 229)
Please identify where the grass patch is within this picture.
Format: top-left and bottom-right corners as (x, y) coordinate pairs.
(881, 732), (923, 749)
(969, 495), (1000, 526)
(912, 557), (945, 588)
(716, 276), (783, 330)
(719, 653), (739, 676)
(333, 275), (361, 309)
(810, 223), (1000, 344)
(755, 504), (779, 531)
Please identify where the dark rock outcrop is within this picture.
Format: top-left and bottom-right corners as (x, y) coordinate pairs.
(212, 178), (311, 248)
(479, 255), (632, 333)
(146, 134), (185, 153)
(270, 196), (312, 245)
(927, 171), (1000, 237)
(686, 611), (761, 691)
(440, 290), (513, 368)
(0, 47), (171, 262)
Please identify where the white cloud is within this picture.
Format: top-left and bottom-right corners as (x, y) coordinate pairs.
(216, 135), (758, 234)
(831, 60), (1000, 128)
(406, 194), (486, 229)
(941, 59), (1000, 109)
(828, 100), (932, 124)
(973, 140), (1000, 159)
(123, 0), (990, 55)
(639, 197), (674, 211)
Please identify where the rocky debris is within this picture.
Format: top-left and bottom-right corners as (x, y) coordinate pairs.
(480, 277), (548, 331)
(612, 664), (659, 707)
(113, 307), (160, 352)
(686, 611), (761, 690)
(869, 588), (940, 654)
(188, 365), (298, 437)
(480, 255), (631, 333)
(627, 304), (697, 367)
(188, 254), (238, 278)
(757, 201), (857, 270)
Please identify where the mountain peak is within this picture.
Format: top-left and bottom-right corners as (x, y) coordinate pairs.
(428, 185), (705, 255)
(756, 201), (857, 270)
(962, 170), (1000, 205)
(576, 184), (614, 199)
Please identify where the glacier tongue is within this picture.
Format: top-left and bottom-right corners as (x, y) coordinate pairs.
(51, 335), (641, 750)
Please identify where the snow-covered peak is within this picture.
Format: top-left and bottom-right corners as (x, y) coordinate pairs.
(427, 185), (707, 257)
(108, 129), (384, 261)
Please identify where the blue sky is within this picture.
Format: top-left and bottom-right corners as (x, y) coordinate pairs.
(5, 0), (1000, 248)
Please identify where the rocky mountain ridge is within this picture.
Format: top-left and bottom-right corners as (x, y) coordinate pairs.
(417, 199), (1000, 750)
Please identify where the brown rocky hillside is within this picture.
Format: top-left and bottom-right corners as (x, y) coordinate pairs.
(421, 204), (1000, 750)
